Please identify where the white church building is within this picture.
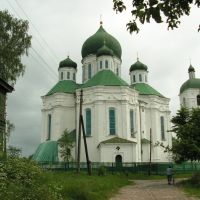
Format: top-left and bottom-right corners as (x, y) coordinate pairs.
(33, 23), (173, 163)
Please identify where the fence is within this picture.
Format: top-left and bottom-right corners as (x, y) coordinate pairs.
(37, 161), (200, 175)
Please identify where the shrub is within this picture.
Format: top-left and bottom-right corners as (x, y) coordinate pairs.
(98, 166), (106, 176)
(188, 172), (200, 187)
(0, 157), (63, 200)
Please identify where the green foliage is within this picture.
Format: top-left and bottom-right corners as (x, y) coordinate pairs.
(45, 172), (131, 200)
(0, 157), (64, 200)
(98, 166), (106, 176)
(58, 129), (75, 162)
(171, 107), (200, 163)
(7, 145), (21, 158)
(113, 0), (200, 33)
(179, 172), (200, 197)
(0, 10), (31, 83)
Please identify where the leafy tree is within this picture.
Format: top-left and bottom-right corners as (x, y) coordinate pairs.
(7, 145), (21, 158)
(170, 107), (200, 163)
(57, 129), (75, 162)
(113, 0), (200, 33)
(0, 10), (31, 83)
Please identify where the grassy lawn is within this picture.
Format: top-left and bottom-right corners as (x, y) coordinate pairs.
(44, 171), (133, 200)
(42, 171), (196, 200)
(183, 187), (200, 198)
(176, 172), (200, 199)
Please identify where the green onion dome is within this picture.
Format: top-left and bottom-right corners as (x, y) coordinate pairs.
(81, 25), (122, 59)
(188, 64), (195, 72)
(180, 78), (200, 94)
(97, 43), (114, 57)
(59, 56), (77, 69)
(129, 60), (148, 72)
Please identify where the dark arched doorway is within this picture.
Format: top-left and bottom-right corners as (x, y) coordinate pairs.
(115, 155), (122, 168)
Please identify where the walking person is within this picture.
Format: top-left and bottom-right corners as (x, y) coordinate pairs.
(166, 165), (173, 185)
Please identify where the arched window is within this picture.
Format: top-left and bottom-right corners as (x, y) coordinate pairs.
(67, 72), (70, 79)
(160, 116), (165, 141)
(105, 60), (109, 68)
(109, 108), (116, 135)
(61, 72), (63, 80)
(145, 75), (147, 82)
(116, 68), (119, 76)
(197, 95), (200, 106)
(130, 109), (135, 137)
(133, 75), (136, 82)
(86, 108), (91, 136)
(183, 97), (186, 107)
(100, 61), (103, 69)
(73, 73), (75, 81)
(88, 64), (92, 79)
(139, 74), (142, 82)
(47, 114), (51, 140)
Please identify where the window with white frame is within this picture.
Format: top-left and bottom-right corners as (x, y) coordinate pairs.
(85, 108), (91, 136)
(109, 108), (116, 135)
(160, 116), (165, 141)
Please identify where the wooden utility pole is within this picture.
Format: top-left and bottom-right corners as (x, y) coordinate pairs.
(81, 116), (92, 175)
(148, 128), (152, 175)
(77, 90), (91, 175)
(77, 90), (83, 173)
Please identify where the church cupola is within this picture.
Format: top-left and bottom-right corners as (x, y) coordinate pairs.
(58, 56), (77, 82)
(188, 64), (195, 79)
(96, 41), (117, 74)
(81, 22), (122, 83)
(129, 58), (148, 84)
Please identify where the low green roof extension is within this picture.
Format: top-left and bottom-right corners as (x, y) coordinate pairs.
(131, 83), (165, 98)
(83, 70), (128, 88)
(180, 78), (200, 94)
(46, 80), (81, 96)
(100, 137), (135, 145)
(32, 141), (59, 162)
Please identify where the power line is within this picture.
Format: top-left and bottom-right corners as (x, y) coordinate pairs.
(31, 47), (57, 80)
(14, 0), (59, 62)
(29, 51), (57, 81)
(5, 0), (58, 81)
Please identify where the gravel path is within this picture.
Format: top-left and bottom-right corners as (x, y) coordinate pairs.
(110, 179), (199, 200)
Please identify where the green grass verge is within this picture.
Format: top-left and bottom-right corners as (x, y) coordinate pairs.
(44, 171), (133, 200)
(183, 187), (200, 198)
(176, 172), (200, 199)
(43, 171), (195, 200)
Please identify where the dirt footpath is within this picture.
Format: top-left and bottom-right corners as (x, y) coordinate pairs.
(110, 180), (199, 200)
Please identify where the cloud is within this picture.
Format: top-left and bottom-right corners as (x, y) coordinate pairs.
(1, 0), (200, 156)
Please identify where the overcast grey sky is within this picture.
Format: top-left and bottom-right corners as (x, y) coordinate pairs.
(1, 0), (200, 157)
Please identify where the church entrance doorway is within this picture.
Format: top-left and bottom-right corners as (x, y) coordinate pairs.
(115, 155), (122, 168)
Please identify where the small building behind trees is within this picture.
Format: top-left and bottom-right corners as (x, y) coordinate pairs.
(0, 78), (13, 152)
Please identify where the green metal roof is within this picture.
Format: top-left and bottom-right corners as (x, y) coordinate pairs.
(97, 44), (114, 57)
(100, 137), (135, 145)
(83, 70), (129, 88)
(59, 56), (77, 69)
(180, 78), (200, 94)
(46, 80), (81, 96)
(81, 25), (122, 59)
(68, 129), (76, 142)
(32, 141), (59, 162)
(131, 83), (165, 98)
(141, 138), (150, 144)
(130, 60), (148, 72)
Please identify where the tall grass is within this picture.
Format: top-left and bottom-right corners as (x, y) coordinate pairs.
(44, 171), (132, 200)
